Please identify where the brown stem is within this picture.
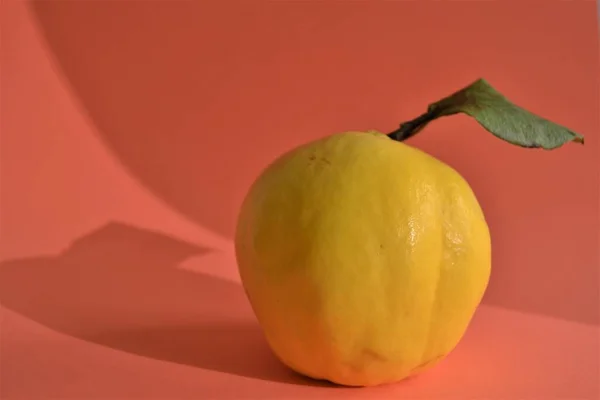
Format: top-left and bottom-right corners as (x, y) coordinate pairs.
(387, 108), (441, 142)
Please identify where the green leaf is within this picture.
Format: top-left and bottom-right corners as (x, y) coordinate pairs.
(389, 78), (585, 150)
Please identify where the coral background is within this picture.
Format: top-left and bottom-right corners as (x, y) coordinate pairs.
(1, 1), (598, 398)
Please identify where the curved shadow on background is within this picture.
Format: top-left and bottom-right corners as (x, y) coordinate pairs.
(26, 0), (599, 327)
(0, 222), (319, 386)
(28, 1), (369, 239)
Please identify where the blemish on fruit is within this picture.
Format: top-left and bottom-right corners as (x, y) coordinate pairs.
(362, 348), (387, 363)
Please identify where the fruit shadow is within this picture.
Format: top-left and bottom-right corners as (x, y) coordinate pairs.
(0, 222), (320, 386)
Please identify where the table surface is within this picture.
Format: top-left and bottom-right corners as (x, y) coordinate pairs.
(2, 247), (599, 399)
(2, 1), (599, 399)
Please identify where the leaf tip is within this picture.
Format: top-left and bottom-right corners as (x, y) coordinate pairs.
(471, 77), (492, 89)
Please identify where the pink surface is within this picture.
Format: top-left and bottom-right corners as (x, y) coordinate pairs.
(2, 279), (598, 399)
(1, 1), (599, 398)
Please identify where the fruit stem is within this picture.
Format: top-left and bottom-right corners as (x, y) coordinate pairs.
(387, 109), (441, 142)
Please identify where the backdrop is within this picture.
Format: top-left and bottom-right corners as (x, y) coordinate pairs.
(1, 1), (598, 399)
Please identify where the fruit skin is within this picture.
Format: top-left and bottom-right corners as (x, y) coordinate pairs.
(234, 131), (491, 387)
